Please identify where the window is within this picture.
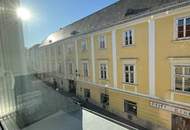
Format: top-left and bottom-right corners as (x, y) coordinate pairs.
(124, 30), (134, 46)
(58, 63), (61, 73)
(67, 45), (72, 53)
(174, 66), (190, 93)
(99, 35), (106, 49)
(81, 39), (87, 51)
(100, 63), (108, 80)
(124, 100), (137, 116)
(100, 93), (109, 104)
(177, 17), (190, 39)
(57, 45), (61, 56)
(123, 64), (135, 84)
(83, 62), (89, 78)
(68, 63), (73, 75)
(84, 89), (90, 98)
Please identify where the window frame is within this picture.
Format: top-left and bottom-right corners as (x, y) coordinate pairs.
(123, 29), (134, 47)
(173, 65), (190, 93)
(84, 88), (90, 98)
(122, 59), (137, 84)
(100, 93), (109, 104)
(67, 61), (73, 75)
(67, 44), (73, 54)
(170, 58), (190, 94)
(82, 60), (89, 79)
(99, 61), (108, 80)
(57, 45), (62, 56)
(124, 100), (137, 116)
(98, 34), (107, 49)
(81, 39), (87, 51)
(175, 16), (190, 40)
(123, 64), (136, 84)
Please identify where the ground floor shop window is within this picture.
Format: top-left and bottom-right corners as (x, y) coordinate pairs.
(84, 89), (90, 98)
(172, 114), (190, 130)
(100, 93), (109, 109)
(124, 100), (137, 116)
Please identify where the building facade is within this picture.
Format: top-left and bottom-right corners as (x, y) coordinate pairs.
(28, 0), (190, 129)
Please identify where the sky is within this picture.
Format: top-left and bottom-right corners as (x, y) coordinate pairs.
(21, 0), (118, 48)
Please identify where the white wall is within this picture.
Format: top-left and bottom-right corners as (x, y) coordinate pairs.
(82, 109), (135, 130)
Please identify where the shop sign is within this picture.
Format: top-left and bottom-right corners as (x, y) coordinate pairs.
(150, 101), (190, 118)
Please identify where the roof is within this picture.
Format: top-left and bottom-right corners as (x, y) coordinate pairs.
(41, 0), (189, 47)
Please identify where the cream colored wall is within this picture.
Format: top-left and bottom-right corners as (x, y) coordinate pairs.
(64, 39), (76, 79)
(94, 32), (113, 86)
(116, 22), (149, 95)
(108, 89), (172, 129)
(77, 36), (93, 82)
(77, 81), (103, 106)
(155, 12), (190, 101)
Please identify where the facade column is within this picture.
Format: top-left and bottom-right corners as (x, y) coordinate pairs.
(63, 44), (67, 79)
(75, 39), (79, 80)
(112, 30), (118, 88)
(148, 18), (156, 97)
(91, 34), (96, 83)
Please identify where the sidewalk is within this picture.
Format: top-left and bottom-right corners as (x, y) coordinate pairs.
(82, 102), (147, 130)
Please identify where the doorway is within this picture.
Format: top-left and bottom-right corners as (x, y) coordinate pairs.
(172, 114), (190, 130)
(69, 80), (76, 94)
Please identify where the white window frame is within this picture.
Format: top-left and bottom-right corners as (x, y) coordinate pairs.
(175, 16), (190, 40)
(123, 29), (134, 46)
(99, 61), (108, 80)
(57, 45), (62, 56)
(67, 61), (73, 75)
(67, 44), (73, 54)
(170, 58), (190, 94)
(122, 59), (137, 84)
(81, 39), (87, 51)
(82, 60), (89, 79)
(98, 34), (107, 49)
(58, 63), (62, 73)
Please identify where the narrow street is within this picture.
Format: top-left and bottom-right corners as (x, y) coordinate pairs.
(1, 76), (82, 130)
(20, 76), (82, 130)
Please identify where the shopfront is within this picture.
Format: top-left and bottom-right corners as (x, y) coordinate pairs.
(150, 101), (190, 130)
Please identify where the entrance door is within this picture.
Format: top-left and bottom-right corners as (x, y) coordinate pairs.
(69, 80), (76, 94)
(172, 114), (190, 130)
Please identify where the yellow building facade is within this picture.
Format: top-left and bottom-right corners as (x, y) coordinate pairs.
(28, 1), (190, 130)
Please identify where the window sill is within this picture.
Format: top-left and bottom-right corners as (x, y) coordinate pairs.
(122, 44), (135, 48)
(171, 90), (190, 96)
(122, 82), (137, 86)
(98, 48), (107, 50)
(99, 79), (109, 81)
(81, 50), (88, 52)
(173, 38), (190, 43)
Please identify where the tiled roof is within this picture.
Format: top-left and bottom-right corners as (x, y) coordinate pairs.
(41, 0), (189, 47)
